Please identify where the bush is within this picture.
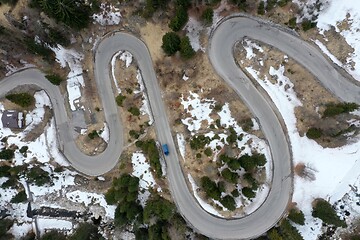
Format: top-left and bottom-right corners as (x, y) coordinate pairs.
(45, 74), (63, 85)
(69, 223), (102, 240)
(24, 37), (54, 60)
(10, 190), (27, 203)
(0, 148), (15, 160)
(128, 106), (140, 116)
(6, 93), (34, 108)
(88, 130), (99, 139)
(220, 195), (236, 211)
(231, 189), (239, 197)
(201, 176), (221, 200)
(0, 218), (14, 236)
(129, 130), (140, 139)
(242, 187), (256, 199)
(161, 32), (181, 55)
(204, 148), (212, 157)
(301, 19), (317, 31)
(143, 195), (175, 223)
(231, 0), (247, 11)
(266, 0), (277, 11)
(257, 1), (265, 15)
(1, 177), (18, 188)
(190, 135), (211, 150)
(221, 168), (238, 183)
(31, 0), (93, 30)
(306, 127), (322, 139)
(26, 166), (51, 186)
(202, 7), (213, 24)
(323, 102), (358, 117)
(288, 208), (305, 225)
(312, 199), (346, 227)
(115, 94), (126, 107)
(0, 165), (11, 177)
(169, 6), (188, 32)
(46, 27), (70, 47)
(40, 230), (67, 240)
(136, 139), (162, 177)
(180, 36), (195, 59)
(226, 127), (237, 144)
(19, 146), (28, 155)
(288, 17), (297, 29)
(279, 219), (304, 240)
(239, 153), (266, 172)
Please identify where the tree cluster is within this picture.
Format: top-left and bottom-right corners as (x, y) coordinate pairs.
(288, 208), (305, 225)
(136, 139), (162, 178)
(105, 174), (142, 227)
(323, 102), (358, 118)
(312, 199), (347, 228)
(30, 0), (98, 29)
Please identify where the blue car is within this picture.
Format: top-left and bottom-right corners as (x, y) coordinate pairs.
(162, 144), (169, 156)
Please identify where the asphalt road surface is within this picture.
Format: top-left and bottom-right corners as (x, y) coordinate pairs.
(1, 14), (360, 240)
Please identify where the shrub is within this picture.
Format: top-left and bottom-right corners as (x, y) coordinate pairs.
(190, 135), (211, 150)
(288, 208), (305, 225)
(220, 195), (236, 211)
(180, 36), (195, 59)
(288, 17), (297, 29)
(128, 106), (140, 116)
(204, 148), (212, 157)
(45, 74), (63, 85)
(40, 230), (67, 240)
(87, 130), (99, 139)
(129, 130), (140, 139)
(169, 6), (188, 32)
(301, 19), (317, 31)
(46, 27), (70, 47)
(266, 0), (277, 11)
(231, 189), (239, 197)
(24, 37), (54, 60)
(221, 168), (238, 184)
(306, 127), (322, 139)
(161, 32), (181, 55)
(143, 195), (175, 223)
(1, 177), (18, 188)
(26, 166), (51, 186)
(69, 223), (102, 240)
(6, 93), (34, 107)
(136, 139), (162, 177)
(19, 146), (28, 155)
(0, 218), (14, 236)
(115, 94), (126, 107)
(201, 176), (221, 200)
(202, 7), (214, 24)
(279, 219), (304, 240)
(257, 1), (265, 15)
(0, 165), (11, 177)
(242, 187), (256, 199)
(312, 199), (346, 227)
(323, 102), (358, 117)
(31, 0), (93, 30)
(0, 148), (15, 160)
(10, 190), (27, 203)
(226, 127), (237, 144)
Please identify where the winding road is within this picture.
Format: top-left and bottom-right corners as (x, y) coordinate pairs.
(2, 15), (360, 239)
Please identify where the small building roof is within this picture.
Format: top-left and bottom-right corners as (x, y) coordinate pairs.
(1, 110), (24, 129)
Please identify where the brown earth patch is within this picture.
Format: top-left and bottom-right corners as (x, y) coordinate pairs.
(234, 39), (360, 148)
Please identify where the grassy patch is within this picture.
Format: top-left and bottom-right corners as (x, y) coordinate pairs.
(6, 93), (35, 108)
(45, 74), (63, 85)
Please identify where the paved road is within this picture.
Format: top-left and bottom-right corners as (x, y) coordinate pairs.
(1, 15), (360, 240)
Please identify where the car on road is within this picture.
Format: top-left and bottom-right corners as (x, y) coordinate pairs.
(162, 144), (169, 156)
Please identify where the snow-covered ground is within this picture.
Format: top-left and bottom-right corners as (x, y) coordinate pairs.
(294, 0), (360, 81)
(92, 3), (121, 26)
(180, 91), (272, 216)
(0, 92), (115, 238)
(51, 45), (85, 111)
(131, 152), (159, 207)
(242, 39), (360, 239)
